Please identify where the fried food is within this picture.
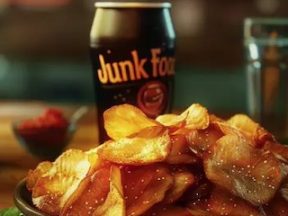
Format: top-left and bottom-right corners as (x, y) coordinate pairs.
(98, 126), (171, 165)
(104, 104), (159, 140)
(26, 103), (288, 216)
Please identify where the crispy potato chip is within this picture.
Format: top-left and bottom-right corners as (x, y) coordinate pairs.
(156, 104), (209, 130)
(61, 165), (111, 216)
(163, 171), (195, 204)
(205, 134), (283, 205)
(166, 134), (198, 164)
(26, 103), (288, 216)
(98, 127), (171, 165)
(183, 104), (210, 130)
(186, 125), (223, 158)
(104, 104), (159, 140)
(227, 114), (273, 147)
(93, 166), (125, 216)
(187, 188), (261, 216)
(265, 141), (288, 163)
(208, 188), (261, 216)
(122, 164), (173, 216)
(156, 113), (186, 127)
(31, 149), (95, 215)
(227, 114), (259, 135)
(209, 114), (224, 123)
(26, 161), (52, 191)
(143, 205), (193, 216)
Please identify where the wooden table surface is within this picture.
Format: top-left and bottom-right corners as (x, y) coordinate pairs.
(0, 101), (99, 209)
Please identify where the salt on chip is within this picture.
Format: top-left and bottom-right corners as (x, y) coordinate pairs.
(93, 166), (125, 216)
(204, 134), (282, 205)
(61, 165), (111, 216)
(98, 127), (171, 165)
(187, 188), (261, 216)
(104, 104), (159, 140)
(122, 164), (173, 216)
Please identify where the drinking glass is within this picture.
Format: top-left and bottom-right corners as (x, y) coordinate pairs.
(244, 18), (288, 141)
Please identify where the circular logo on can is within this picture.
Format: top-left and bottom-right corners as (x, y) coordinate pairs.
(137, 81), (167, 118)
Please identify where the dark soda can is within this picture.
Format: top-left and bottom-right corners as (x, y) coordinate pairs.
(90, 1), (176, 143)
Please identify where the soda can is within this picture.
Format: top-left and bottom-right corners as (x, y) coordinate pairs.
(90, 1), (176, 143)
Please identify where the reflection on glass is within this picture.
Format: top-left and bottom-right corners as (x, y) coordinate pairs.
(245, 18), (288, 141)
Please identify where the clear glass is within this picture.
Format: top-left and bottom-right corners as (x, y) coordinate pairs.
(244, 18), (288, 141)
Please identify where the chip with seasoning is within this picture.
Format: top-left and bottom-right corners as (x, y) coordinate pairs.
(26, 103), (288, 216)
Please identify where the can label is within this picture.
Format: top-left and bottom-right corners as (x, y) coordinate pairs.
(91, 47), (175, 142)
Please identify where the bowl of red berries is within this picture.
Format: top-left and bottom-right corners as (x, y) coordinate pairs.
(12, 108), (76, 160)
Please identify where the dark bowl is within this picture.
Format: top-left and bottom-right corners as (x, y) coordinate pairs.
(12, 121), (77, 161)
(14, 179), (48, 216)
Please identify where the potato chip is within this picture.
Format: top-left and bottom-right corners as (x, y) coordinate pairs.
(31, 149), (94, 215)
(166, 134), (198, 164)
(122, 164), (173, 216)
(26, 161), (52, 191)
(156, 113), (186, 127)
(61, 165), (111, 216)
(183, 104), (210, 130)
(98, 127), (171, 165)
(93, 166), (125, 216)
(25, 103), (288, 215)
(156, 104), (209, 130)
(104, 104), (159, 140)
(186, 125), (223, 158)
(265, 141), (288, 163)
(227, 114), (274, 147)
(207, 188), (261, 216)
(187, 187), (261, 216)
(205, 134), (283, 205)
(163, 171), (195, 204)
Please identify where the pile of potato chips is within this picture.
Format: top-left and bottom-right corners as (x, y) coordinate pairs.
(27, 104), (288, 216)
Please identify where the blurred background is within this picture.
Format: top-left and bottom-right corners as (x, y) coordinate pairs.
(0, 0), (288, 113)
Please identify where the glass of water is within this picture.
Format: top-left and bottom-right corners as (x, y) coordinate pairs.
(244, 18), (288, 142)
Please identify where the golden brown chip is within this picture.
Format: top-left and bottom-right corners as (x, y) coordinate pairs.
(187, 188), (261, 216)
(98, 127), (171, 165)
(186, 125), (223, 158)
(122, 164), (173, 216)
(104, 104), (159, 140)
(61, 165), (111, 216)
(205, 134), (283, 205)
(93, 166), (125, 216)
(156, 104), (209, 130)
(163, 171), (195, 204)
(183, 104), (210, 130)
(156, 113), (186, 127)
(30, 149), (95, 215)
(166, 134), (198, 164)
(26, 161), (52, 191)
(227, 114), (273, 147)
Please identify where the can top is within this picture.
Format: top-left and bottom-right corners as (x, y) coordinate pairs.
(95, 2), (171, 8)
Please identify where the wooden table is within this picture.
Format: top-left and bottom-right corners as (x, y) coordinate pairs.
(0, 102), (99, 209)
